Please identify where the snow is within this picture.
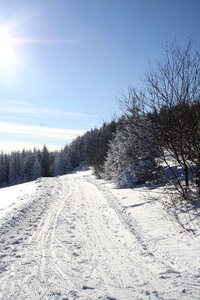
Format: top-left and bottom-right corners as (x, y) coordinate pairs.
(0, 181), (37, 220)
(0, 170), (200, 299)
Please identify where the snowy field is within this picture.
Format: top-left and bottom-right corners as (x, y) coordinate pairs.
(0, 170), (200, 299)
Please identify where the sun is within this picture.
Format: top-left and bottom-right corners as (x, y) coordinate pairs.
(0, 27), (15, 69)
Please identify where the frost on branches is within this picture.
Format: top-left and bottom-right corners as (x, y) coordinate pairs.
(104, 114), (158, 188)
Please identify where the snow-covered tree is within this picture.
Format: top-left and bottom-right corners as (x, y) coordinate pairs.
(21, 150), (35, 181)
(104, 101), (158, 188)
(9, 151), (22, 185)
(52, 149), (70, 176)
(104, 126), (137, 188)
(41, 145), (51, 177)
(31, 153), (42, 180)
(0, 152), (9, 186)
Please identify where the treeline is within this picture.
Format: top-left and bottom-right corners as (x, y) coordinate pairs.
(0, 121), (117, 187)
(54, 120), (117, 176)
(1, 40), (200, 206)
(0, 145), (53, 187)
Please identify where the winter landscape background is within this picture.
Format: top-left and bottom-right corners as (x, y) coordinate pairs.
(1, 1), (200, 299)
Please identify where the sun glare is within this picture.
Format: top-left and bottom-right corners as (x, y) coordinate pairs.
(0, 27), (15, 69)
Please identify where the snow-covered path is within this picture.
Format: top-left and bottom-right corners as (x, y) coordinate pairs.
(0, 172), (200, 299)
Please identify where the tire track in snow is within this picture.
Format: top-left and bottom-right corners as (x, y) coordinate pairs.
(71, 176), (165, 299)
(86, 173), (200, 299)
(0, 172), (199, 299)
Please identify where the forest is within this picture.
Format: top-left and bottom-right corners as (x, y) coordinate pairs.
(1, 41), (200, 208)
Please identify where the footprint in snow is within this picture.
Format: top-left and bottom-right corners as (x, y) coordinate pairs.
(11, 238), (23, 245)
(0, 264), (8, 273)
(82, 285), (95, 290)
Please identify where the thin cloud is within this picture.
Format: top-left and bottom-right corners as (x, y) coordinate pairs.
(8, 100), (32, 106)
(0, 121), (85, 140)
(0, 105), (89, 118)
(0, 141), (63, 153)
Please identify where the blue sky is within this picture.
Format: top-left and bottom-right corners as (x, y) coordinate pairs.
(0, 0), (200, 152)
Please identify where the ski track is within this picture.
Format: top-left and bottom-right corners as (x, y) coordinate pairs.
(0, 172), (200, 299)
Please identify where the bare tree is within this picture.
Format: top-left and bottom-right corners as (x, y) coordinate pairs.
(145, 40), (200, 202)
